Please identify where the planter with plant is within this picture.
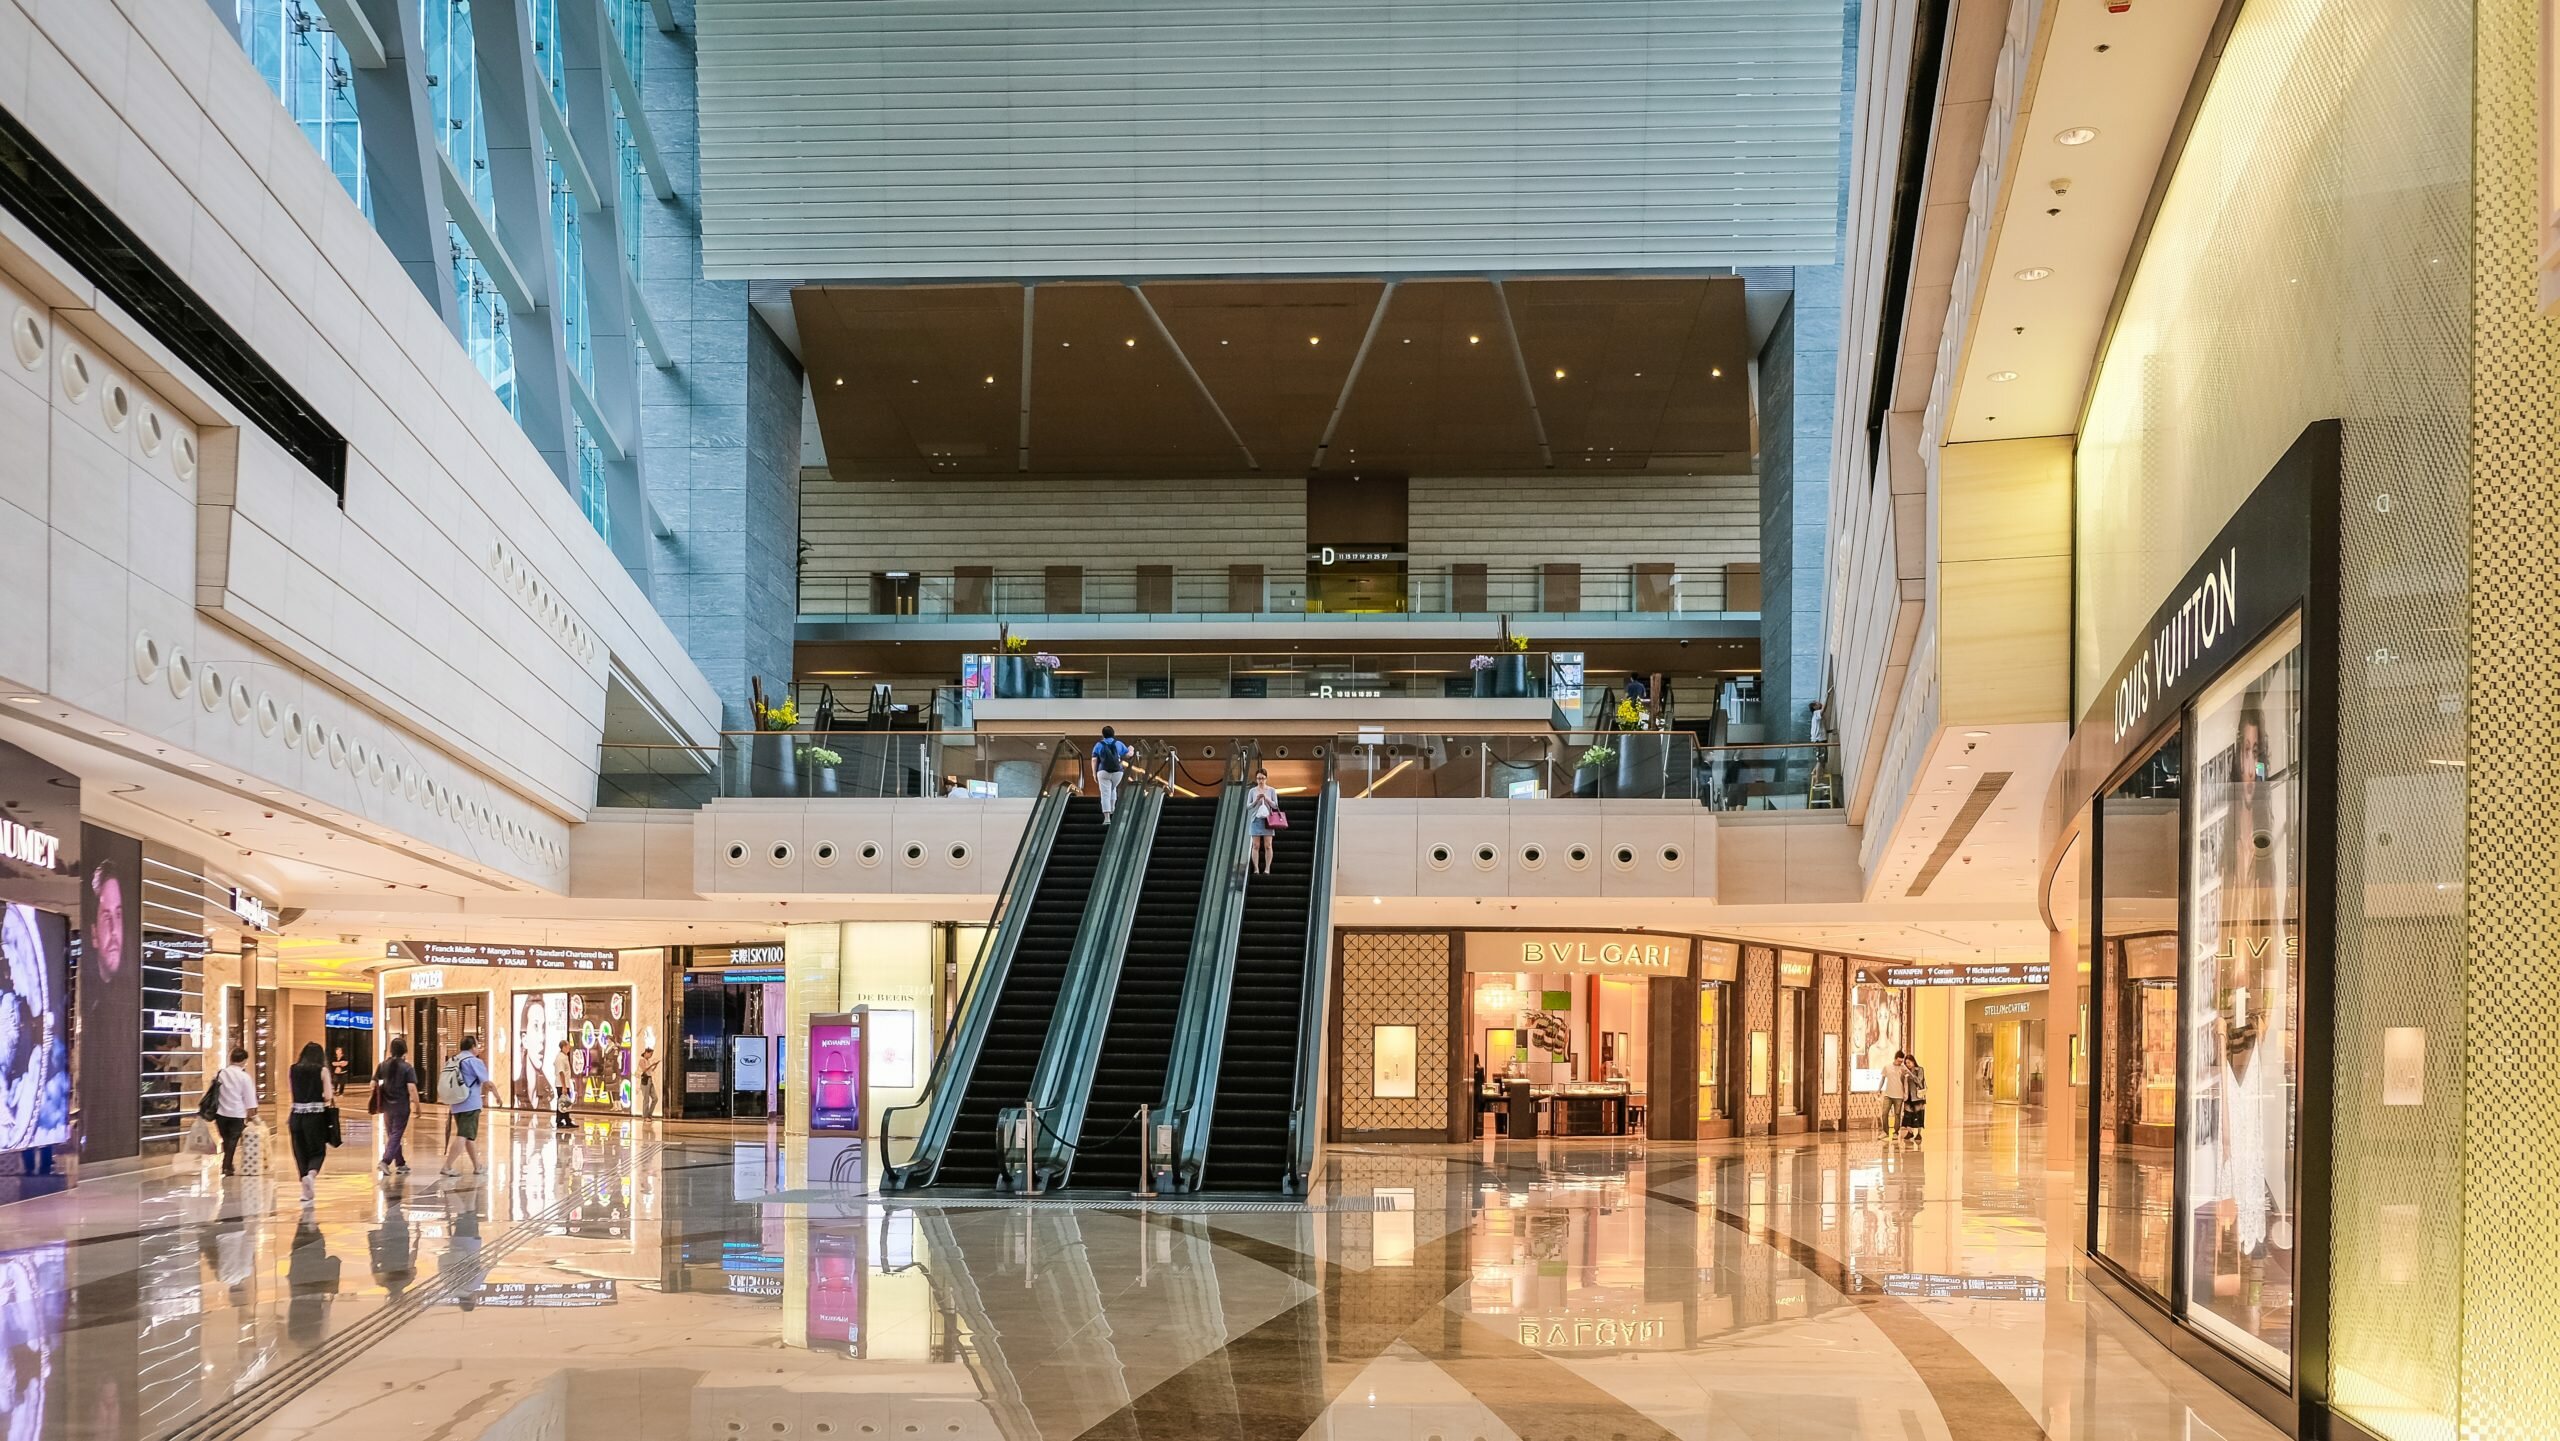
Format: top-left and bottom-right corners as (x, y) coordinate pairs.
(992, 632), (1063, 699)
(797, 744), (844, 797)
(746, 692), (801, 797)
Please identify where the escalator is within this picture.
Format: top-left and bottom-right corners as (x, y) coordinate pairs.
(1077, 796), (1219, 1187)
(929, 795), (1108, 1189)
(1199, 793), (1323, 1191)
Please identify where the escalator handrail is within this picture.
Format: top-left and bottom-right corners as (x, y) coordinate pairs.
(1158, 743), (1258, 1191)
(1021, 740), (1178, 1188)
(879, 738), (1079, 1189)
(1282, 750), (1340, 1195)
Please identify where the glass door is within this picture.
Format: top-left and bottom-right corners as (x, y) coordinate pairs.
(2095, 734), (2182, 1301)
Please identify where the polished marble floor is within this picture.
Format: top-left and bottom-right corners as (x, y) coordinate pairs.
(0, 1106), (2284, 1440)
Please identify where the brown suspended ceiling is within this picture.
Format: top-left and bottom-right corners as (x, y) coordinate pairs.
(794, 276), (1756, 479)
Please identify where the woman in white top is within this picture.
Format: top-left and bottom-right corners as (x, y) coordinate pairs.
(1244, 769), (1282, 876)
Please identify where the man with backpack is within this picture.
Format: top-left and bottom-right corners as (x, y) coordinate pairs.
(1090, 726), (1134, 824)
(437, 1034), (491, 1181)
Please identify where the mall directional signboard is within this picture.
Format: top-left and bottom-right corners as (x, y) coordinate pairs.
(1879, 961), (2050, 987)
(386, 939), (619, 971)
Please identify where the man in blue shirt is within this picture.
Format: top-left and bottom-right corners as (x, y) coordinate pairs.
(438, 1033), (492, 1180)
(1091, 726), (1133, 824)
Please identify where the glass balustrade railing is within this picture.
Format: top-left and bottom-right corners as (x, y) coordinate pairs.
(800, 565), (1751, 620)
(960, 651), (1557, 702)
(1333, 734), (1843, 810)
(594, 732), (1081, 807)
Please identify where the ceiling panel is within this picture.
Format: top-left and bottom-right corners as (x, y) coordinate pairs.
(1330, 279), (1546, 472)
(1027, 283), (1242, 472)
(796, 285), (1022, 477)
(796, 275), (1765, 478)
(1143, 279), (1380, 467)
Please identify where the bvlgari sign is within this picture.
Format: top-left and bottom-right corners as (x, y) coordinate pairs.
(1464, 932), (1692, 975)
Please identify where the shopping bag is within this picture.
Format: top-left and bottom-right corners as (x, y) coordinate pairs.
(324, 1106), (344, 1148)
(235, 1125), (266, 1176)
(184, 1119), (221, 1156)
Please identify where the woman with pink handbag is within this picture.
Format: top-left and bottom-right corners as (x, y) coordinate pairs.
(1246, 769), (1285, 875)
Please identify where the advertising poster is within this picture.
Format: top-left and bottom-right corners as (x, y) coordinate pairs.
(76, 825), (142, 1162)
(868, 1010), (915, 1090)
(809, 1017), (863, 1133)
(0, 905), (72, 1163)
(512, 989), (635, 1112)
(1848, 980), (1902, 1093)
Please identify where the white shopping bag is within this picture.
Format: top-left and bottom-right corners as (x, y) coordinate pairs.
(184, 1119), (221, 1156)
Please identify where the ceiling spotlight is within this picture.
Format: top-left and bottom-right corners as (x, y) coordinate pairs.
(1988, 370), (2020, 382)
(1710, 367), (1723, 378)
(103, 730), (127, 738)
(1124, 337), (1136, 347)
(1220, 339), (1229, 346)
(2055, 126), (2099, 146)
(6, 695), (35, 704)
(1061, 341), (1071, 348)
(188, 762), (209, 769)
(1308, 336), (1320, 346)
(1553, 368), (1566, 379)
(983, 375), (995, 384)
(908, 378), (918, 385)
(1468, 335), (1481, 345)
(2015, 266), (2054, 281)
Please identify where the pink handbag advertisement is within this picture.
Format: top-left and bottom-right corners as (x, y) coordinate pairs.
(808, 1012), (865, 1134)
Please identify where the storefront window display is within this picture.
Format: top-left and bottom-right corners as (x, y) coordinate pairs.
(2096, 736), (2182, 1300)
(1470, 969), (1648, 1137)
(1848, 976), (1902, 1093)
(2180, 620), (2302, 1377)
(0, 904), (72, 1161)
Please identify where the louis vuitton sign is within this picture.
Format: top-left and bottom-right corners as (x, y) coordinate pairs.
(1463, 932), (1692, 975)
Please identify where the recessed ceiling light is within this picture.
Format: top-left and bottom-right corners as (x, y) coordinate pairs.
(832, 377), (843, 386)
(260, 790), (281, 797)
(1468, 335), (1481, 345)
(103, 730), (126, 738)
(1988, 370), (2019, 382)
(2055, 126), (2099, 146)
(1124, 337), (1136, 347)
(1061, 341), (1071, 348)
(983, 375), (995, 384)
(188, 762), (209, 769)
(1553, 368), (1566, 379)
(1710, 367), (1722, 378)
(1963, 730), (1990, 738)
(2014, 266), (2053, 281)
(1403, 338), (1412, 344)
(6, 696), (35, 704)
(1308, 336), (1320, 346)
(1220, 339), (1228, 346)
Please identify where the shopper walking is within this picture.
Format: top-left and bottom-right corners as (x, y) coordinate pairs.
(1245, 768), (1283, 875)
(209, 1046), (259, 1177)
(1091, 726), (1133, 824)
(1901, 1055), (1928, 1145)
(371, 1037), (418, 1176)
(637, 1046), (661, 1117)
(551, 1039), (576, 1130)
(286, 1042), (337, 1203)
(438, 1034), (490, 1179)
(1880, 1051), (1909, 1142)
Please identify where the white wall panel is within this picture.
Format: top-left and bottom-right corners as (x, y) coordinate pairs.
(697, 0), (1846, 279)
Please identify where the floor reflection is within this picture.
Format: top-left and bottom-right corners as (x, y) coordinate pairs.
(0, 1111), (2293, 1441)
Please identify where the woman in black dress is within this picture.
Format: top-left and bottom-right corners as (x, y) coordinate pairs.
(287, 1042), (337, 1203)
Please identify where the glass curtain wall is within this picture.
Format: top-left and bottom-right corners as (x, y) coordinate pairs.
(237, 0), (370, 216)
(2181, 619), (2305, 1376)
(423, 0), (520, 416)
(2095, 736), (2183, 1298)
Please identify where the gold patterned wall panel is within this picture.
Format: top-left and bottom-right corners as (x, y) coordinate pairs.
(2077, 0), (2470, 1429)
(1337, 931), (1454, 1135)
(2464, 0), (2560, 1436)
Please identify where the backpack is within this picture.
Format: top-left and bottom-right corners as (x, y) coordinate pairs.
(440, 1056), (468, 1105)
(1093, 739), (1125, 774)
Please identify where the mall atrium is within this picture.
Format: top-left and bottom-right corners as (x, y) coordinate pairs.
(0, 0), (2535, 1437)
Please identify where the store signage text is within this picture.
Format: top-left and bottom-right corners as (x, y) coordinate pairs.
(1980, 1001), (2033, 1018)
(325, 1008), (373, 1030)
(2198, 934), (2300, 962)
(1515, 1316), (1670, 1349)
(1883, 962), (2050, 988)
(408, 969), (446, 992)
(1309, 547), (1403, 565)
(728, 944), (783, 967)
(228, 887), (274, 930)
(2114, 547), (2240, 744)
(0, 816), (62, 871)
(388, 939), (618, 971)
(1521, 939), (1681, 972)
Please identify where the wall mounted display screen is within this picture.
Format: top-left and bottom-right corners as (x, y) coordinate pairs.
(77, 824), (142, 1162)
(511, 989), (634, 1112)
(0, 903), (72, 1157)
(2178, 619), (2303, 1378)
(868, 1009), (916, 1090)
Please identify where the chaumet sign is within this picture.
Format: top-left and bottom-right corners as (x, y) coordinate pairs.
(0, 816), (63, 871)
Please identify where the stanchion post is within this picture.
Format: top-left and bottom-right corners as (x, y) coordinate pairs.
(1133, 1102), (1158, 1199)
